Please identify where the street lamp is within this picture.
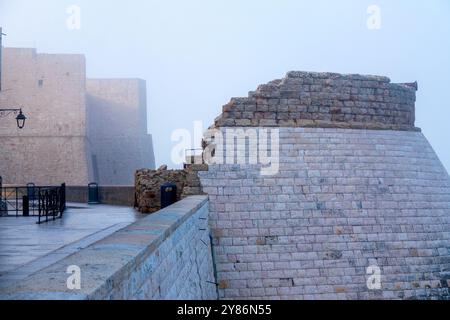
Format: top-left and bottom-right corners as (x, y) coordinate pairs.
(0, 108), (27, 129)
(15, 109), (26, 129)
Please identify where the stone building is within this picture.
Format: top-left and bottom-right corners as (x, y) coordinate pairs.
(198, 71), (450, 299)
(0, 47), (155, 186)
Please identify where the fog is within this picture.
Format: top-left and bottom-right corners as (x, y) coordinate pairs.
(1, 0), (449, 171)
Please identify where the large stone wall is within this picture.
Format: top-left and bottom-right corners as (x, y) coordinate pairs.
(214, 72), (418, 131)
(0, 48), (91, 185)
(0, 48), (87, 137)
(199, 128), (450, 299)
(86, 79), (155, 185)
(0, 196), (218, 300)
(0, 48), (155, 186)
(0, 136), (91, 186)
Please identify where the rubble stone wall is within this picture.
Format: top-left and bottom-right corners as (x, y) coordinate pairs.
(135, 165), (207, 213)
(214, 72), (418, 131)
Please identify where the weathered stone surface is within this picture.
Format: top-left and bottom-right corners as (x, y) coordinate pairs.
(199, 128), (450, 300)
(135, 164), (208, 213)
(213, 71), (419, 131)
(0, 47), (155, 186)
(135, 168), (187, 213)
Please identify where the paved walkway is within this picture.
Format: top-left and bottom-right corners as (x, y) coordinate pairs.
(0, 203), (142, 288)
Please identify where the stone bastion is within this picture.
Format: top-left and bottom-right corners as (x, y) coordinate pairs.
(198, 71), (450, 300)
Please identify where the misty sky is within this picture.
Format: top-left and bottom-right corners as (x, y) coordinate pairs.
(1, 0), (449, 172)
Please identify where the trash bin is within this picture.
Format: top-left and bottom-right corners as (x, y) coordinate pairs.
(161, 183), (177, 209)
(88, 183), (100, 204)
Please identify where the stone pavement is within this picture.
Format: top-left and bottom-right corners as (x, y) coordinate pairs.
(0, 203), (142, 288)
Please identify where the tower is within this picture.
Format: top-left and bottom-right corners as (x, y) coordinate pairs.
(199, 71), (450, 300)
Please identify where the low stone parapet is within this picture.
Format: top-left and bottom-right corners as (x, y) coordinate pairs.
(0, 195), (217, 300)
(65, 185), (135, 206)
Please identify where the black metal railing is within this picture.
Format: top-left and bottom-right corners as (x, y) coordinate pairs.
(0, 183), (66, 224)
(37, 184), (66, 224)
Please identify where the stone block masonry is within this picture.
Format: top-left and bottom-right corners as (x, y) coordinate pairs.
(0, 48), (155, 186)
(199, 128), (450, 300)
(86, 79), (155, 185)
(0, 196), (217, 300)
(214, 72), (419, 131)
(0, 48), (90, 185)
(198, 71), (450, 300)
(65, 185), (135, 206)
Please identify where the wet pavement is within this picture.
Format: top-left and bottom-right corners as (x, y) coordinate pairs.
(0, 203), (143, 288)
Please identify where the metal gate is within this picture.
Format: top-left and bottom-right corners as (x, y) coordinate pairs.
(0, 181), (66, 224)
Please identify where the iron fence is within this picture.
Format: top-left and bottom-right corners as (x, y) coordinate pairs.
(0, 183), (66, 224)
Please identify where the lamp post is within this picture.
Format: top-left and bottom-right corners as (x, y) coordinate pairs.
(0, 108), (27, 129)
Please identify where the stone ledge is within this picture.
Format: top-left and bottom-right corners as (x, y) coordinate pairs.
(286, 71), (391, 83)
(213, 120), (421, 132)
(0, 195), (209, 300)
